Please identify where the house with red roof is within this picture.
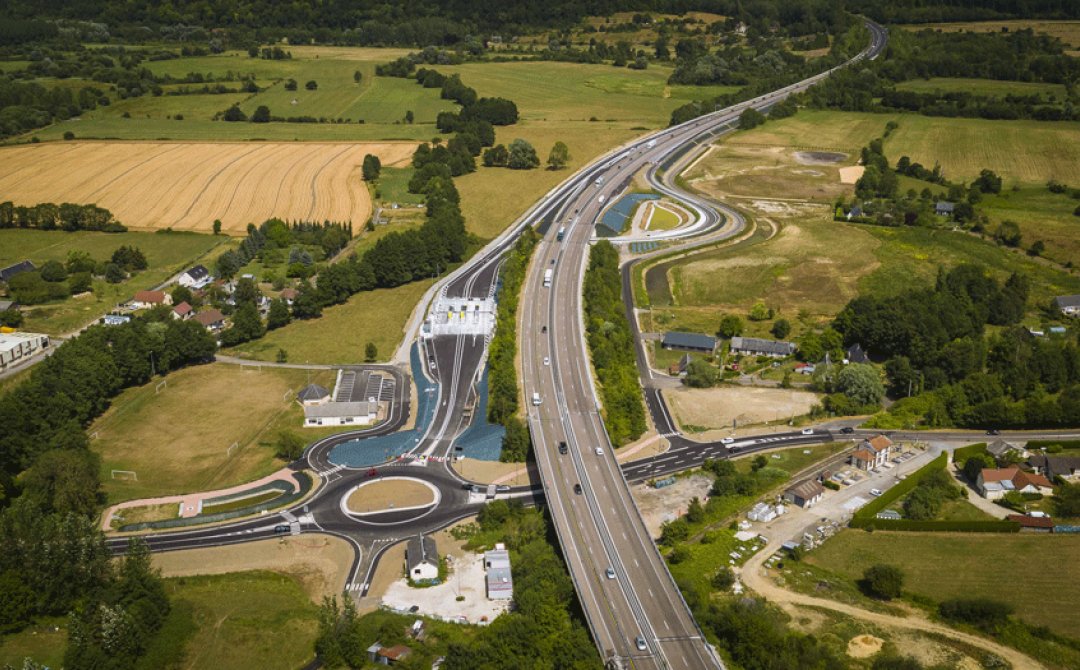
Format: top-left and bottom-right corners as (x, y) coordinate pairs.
(977, 467), (1054, 500)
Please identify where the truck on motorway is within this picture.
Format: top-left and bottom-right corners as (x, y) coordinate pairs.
(646, 139), (657, 149)
(557, 226), (566, 241)
(543, 268), (553, 287)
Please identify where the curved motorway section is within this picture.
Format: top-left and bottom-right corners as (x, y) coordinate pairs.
(519, 20), (887, 670)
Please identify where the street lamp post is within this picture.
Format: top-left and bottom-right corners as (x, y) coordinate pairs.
(149, 350), (156, 377)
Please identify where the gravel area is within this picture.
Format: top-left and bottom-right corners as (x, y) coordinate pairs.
(381, 551), (511, 624)
(632, 473), (713, 538)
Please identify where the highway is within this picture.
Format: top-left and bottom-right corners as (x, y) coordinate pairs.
(104, 21), (895, 665)
(518, 20), (888, 669)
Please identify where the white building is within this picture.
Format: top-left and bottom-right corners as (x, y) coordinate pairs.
(485, 543), (513, 600)
(303, 401), (377, 427)
(178, 265), (211, 289)
(0, 332), (50, 372)
(406, 535), (439, 581)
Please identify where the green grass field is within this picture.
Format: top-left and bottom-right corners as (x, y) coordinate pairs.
(438, 61), (738, 126)
(0, 229), (230, 335)
(228, 279), (429, 364)
(0, 620), (67, 669)
(894, 77), (1067, 100)
(671, 213), (881, 317)
(165, 571), (320, 670)
(977, 186), (1080, 266)
(728, 110), (1080, 186)
(646, 204), (682, 230)
(858, 225), (1080, 309)
(376, 167), (425, 205)
(90, 364), (333, 503)
(806, 530), (1080, 637)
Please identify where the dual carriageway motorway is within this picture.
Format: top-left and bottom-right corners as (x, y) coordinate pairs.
(110, 20), (893, 668)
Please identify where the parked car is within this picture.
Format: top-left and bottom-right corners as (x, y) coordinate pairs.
(839, 426), (855, 434)
(870, 488), (883, 497)
(409, 605), (420, 613)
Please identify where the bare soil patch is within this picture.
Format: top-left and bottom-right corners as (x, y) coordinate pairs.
(0, 142), (416, 233)
(632, 473), (713, 538)
(839, 166), (865, 184)
(152, 533), (354, 602)
(346, 479), (434, 513)
(666, 385), (822, 434)
(794, 151), (847, 165)
(847, 634), (883, 658)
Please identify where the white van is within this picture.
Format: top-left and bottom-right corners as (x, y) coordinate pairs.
(532, 392), (541, 406)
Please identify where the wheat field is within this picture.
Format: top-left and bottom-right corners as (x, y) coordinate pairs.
(0, 141), (418, 233)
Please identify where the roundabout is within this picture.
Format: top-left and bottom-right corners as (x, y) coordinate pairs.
(339, 476), (441, 525)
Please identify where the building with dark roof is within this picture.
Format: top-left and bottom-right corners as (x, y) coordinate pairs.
(935, 201), (954, 216)
(193, 308), (225, 331)
(178, 264), (211, 289)
(661, 331), (717, 354)
(406, 535), (439, 581)
(0, 261), (36, 283)
(297, 383), (330, 405)
(1054, 294), (1080, 316)
(845, 343), (869, 364)
(1007, 514), (1054, 533)
(729, 336), (796, 358)
(1026, 454), (1080, 483)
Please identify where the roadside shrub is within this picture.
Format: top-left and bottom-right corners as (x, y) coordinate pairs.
(860, 564), (904, 600)
(939, 597), (1014, 633)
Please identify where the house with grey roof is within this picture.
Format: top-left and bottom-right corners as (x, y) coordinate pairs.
(303, 401), (376, 427)
(783, 479), (825, 508)
(485, 544), (513, 600)
(935, 201), (954, 216)
(406, 535), (439, 582)
(1054, 295), (1080, 316)
(661, 331), (717, 354)
(729, 336), (796, 358)
(0, 261), (35, 284)
(297, 383), (330, 405)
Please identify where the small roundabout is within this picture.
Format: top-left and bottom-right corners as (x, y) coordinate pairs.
(339, 476), (442, 526)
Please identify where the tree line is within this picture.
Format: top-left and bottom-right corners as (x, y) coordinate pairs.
(0, 201), (126, 232)
(583, 241), (646, 445)
(485, 229), (537, 463)
(376, 58), (520, 131)
(797, 28), (1080, 123)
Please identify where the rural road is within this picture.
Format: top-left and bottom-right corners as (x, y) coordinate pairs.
(738, 544), (1046, 670)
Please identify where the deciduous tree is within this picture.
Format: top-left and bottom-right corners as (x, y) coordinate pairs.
(546, 141), (570, 170)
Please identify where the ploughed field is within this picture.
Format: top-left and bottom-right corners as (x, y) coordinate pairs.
(0, 141), (416, 233)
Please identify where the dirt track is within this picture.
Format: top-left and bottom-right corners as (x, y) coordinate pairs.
(0, 141), (417, 233)
(738, 547), (1046, 670)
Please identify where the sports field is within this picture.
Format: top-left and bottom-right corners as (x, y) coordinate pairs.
(730, 111), (1080, 186)
(806, 530), (1080, 638)
(90, 364), (332, 503)
(0, 141), (416, 233)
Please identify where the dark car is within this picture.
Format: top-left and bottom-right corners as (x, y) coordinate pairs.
(727, 445), (740, 454)
(573, 483), (583, 495)
(840, 426), (855, 434)
(365, 468), (378, 477)
(558, 441), (568, 455)
(461, 482), (473, 490)
(274, 525), (290, 534)
(542, 325), (547, 333)
(409, 605), (420, 613)
(987, 429), (1002, 435)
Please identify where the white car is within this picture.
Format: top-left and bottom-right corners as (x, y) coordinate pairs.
(595, 447), (604, 456)
(605, 568), (616, 579)
(721, 437), (735, 445)
(635, 637), (647, 651)
(870, 488), (883, 497)
(543, 357), (550, 366)
(801, 428), (814, 435)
